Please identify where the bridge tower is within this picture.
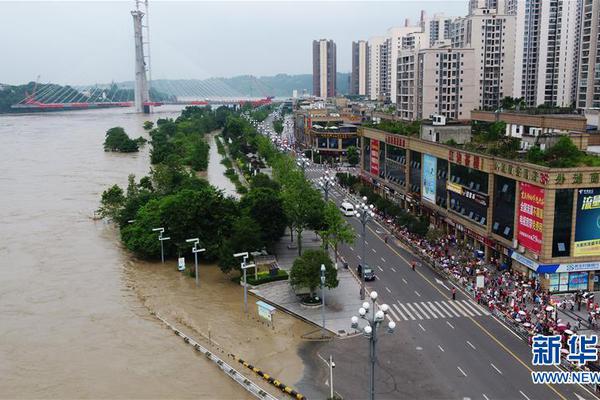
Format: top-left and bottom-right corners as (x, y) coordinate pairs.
(131, 1), (151, 113)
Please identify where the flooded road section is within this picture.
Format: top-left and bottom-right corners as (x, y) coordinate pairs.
(0, 107), (260, 398)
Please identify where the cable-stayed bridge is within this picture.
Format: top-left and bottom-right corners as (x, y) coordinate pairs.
(11, 1), (274, 113)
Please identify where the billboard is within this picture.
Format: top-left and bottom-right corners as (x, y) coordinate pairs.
(370, 139), (380, 176)
(574, 188), (600, 257)
(517, 183), (544, 254)
(422, 154), (437, 203)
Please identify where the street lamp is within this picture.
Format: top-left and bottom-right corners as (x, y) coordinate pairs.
(152, 227), (170, 264)
(297, 155), (309, 176)
(350, 291), (395, 400)
(234, 252), (256, 313)
(186, 238), (206, 287)
(354, 196), (375, 300)
(318, 172), (335, 202)
(320, 264), (326, 335)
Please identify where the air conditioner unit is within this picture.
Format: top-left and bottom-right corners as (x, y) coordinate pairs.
(518, 245), (525, 253)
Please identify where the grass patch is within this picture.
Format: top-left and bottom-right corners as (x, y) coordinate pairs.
(231, 269), (289, 285)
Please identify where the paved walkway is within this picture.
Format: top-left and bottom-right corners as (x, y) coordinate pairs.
(251, 229), (363, 336)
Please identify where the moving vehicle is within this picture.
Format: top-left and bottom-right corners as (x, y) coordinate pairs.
(340, 201), (355, 217)
(357, 264), (376, 281)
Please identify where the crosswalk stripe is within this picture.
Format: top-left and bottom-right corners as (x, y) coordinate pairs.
(439, 301), (461, 317)
(418, 302), (438, 319)
(426, 301), (446, 318)
(387, 305), (400, 321)
(406, 303), (423, 319)
(460, 300), (482, 316)
(434, 301), (454, 317)
(412, 302), (431, 319)
(399, 303), (416, 320)
(463, 299), (490, 316)
(392, 304), (408, 320)
(451, 301), (475, 317)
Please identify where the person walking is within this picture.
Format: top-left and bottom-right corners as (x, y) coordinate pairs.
(452, 287), (457, 301)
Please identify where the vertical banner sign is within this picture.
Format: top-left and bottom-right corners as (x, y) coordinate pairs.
(574, 188), (600, 257)
(370, 139), (380, 176)
(517, 183), (544, 254)
(422, 154), (437, 203)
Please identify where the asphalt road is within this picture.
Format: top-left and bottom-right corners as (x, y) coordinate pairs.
(304, 165), (596, 400)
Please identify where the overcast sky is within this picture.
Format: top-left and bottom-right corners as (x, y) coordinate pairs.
(1, 1), (467, 86)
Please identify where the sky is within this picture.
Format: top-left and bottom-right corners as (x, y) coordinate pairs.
(0, 1), (467, 86)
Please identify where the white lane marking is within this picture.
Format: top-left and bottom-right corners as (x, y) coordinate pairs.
(453, 301), (476, 317)
(390, 267), (396, 272)
(381, 257), (386, 263)
(459, 300), (482, 316)
(457, 366), (467, 377)
(377, 266), (384, 272)
(419, 302), (438, 319)
(387, 306), (400, 321)
(406, 303), (423, 319)
(519, 391), (531, 400)
(427, 301), (446, 318)
(439, 301), (461, 317)
(466, 341), (476, 350)
(372, 248), (377, 253)
(414, 290), (421, 297)
(401, 278), (407, 284)
(447, 301), (470, 317)
(365, 240), (369, 245)
(482, 394), (490, 400)
(375, 276), (379, 280)
(392, 304), (408, 320)
(446, 321), (455, 329)
(435, 278), (450, 290)
(434, 301), (454, 318)
(357, 255), (361, 260)
(462, 299), (490, 316)
(385, 286), (391, 293)
(418, 323), (426, 332)
(438, 345), (445, 352)
(349, 246), (354, 251)
(413, 302), (431, 319)
(399, 303), (416, 320)
(490, 363), (502, 375)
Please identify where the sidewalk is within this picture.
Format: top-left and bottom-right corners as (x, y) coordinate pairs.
(250, 229), (363, 337)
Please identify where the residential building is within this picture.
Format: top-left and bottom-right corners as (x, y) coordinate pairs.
(351, 40), (368, 96)
(312, 39), (337, 98)
(387, 21), (426, 104)
(428, 13), (455, 47)
(367, 36), (387, 101)
(513, 0), (581, 108)
(577, 0), (600, 111)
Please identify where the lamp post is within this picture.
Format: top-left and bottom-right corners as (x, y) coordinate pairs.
(234, 252), (256, 313)
(297, 155), (309, 177)
(328, 355), (335, 400)
(186, 238), (205, 287)
(350, 291), (395, 400)
(354, 196), (375, 300)
(152, 227), (170, 264)
(320, 264), (326, 335)
(318, 172), (335, 202)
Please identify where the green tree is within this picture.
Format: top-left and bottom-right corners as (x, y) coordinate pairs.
(97, 185), (125, 220)
(104, 127), (139, 152)
(250, 173), (281, 191)
(240, 187), (287, 246)
(282, 178), (325, 255)
(318, 202), (356, 265)
(346, 146), (359, 166)
(218, 216), (264, 273)
(290, 249), (338, 297)
(143, 121), (154, 130)
(544, 136), (582, 167)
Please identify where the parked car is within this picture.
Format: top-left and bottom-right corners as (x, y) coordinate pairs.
(357, 264), (376, 281)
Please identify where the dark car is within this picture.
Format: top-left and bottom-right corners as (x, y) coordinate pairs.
(357, 264), (376, 281)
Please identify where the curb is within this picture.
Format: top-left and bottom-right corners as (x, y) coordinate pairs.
(234, 356), (307, 400)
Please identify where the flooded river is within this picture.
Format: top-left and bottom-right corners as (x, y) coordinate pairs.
(0, 107), (259, 398)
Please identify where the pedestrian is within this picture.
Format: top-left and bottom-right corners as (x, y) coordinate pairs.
(452, 287), (457, 301)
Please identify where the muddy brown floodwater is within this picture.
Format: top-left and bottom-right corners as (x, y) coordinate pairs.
(0, 106), (311, 399)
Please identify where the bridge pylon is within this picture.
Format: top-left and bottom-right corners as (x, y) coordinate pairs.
(131, 1), (151, 113)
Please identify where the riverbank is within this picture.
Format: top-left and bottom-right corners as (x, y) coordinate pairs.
(125, 259), (315, 395)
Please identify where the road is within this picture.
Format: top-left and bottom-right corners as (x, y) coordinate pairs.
(304, 164), (596, 400)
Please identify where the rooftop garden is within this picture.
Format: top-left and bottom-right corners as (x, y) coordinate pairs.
(484, 96), (577, 115)
(363, 119), (421, 137)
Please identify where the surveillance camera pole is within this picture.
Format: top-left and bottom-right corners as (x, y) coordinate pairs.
(329, 354), (335, 400)
(234, 252), (256, 313)
(186, 238), (205, 287)
(152, 227), (170, 263)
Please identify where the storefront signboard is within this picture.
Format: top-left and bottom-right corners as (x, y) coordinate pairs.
(574, 188), (600, 257)
(370, 139), (380, 176)
(517, 183), (544, 254)
(422, 154), (436, 204)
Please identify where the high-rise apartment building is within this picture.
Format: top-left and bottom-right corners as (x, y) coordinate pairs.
(387, 22), (426, 103)
(351, 40), (368, 96)
(428, 13), (455, 47)
(451, 5), (516, 110)
(312, 39), (336, 98)
(513, 0), (581, 108)
(577, 0), (600, 111)
(367, 36), (387, 101)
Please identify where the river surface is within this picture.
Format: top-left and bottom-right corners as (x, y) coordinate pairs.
(0, 106), (251, 399)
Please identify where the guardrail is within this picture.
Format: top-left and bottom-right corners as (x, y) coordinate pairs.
(154, 314), (278, 400)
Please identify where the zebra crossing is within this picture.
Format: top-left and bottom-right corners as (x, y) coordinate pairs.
(385, 299), (490, 322)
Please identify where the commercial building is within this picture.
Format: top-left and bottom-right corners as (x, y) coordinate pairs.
(351, 40), (368, 96)
(358, 110), (600, 293)
(512, 0), (581, 108)
(312, 39), (337, 98)
(577, 0), (600, 112)
(397, 45), (477, 121)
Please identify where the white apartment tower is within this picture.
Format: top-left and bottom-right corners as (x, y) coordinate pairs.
(577, 0), (600, 111)
(312, 39), (336, 98)
(513, 0), (582, 108)
(387, 21), (426, 103)
(429, 13), (455, 47)
(351, 40), (368, 96)
(367, 36), (387, 101)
